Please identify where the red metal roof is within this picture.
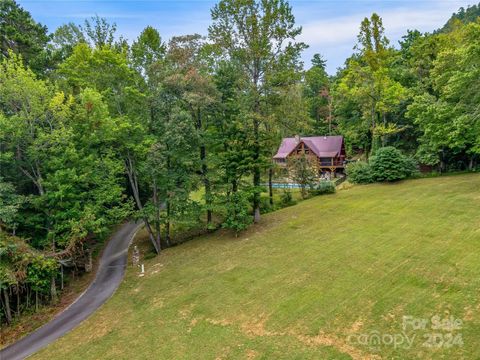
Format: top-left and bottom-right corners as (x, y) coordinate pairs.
(273, 135), (344, 159)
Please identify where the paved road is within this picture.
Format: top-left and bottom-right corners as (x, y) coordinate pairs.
(0, 222), (142, 360)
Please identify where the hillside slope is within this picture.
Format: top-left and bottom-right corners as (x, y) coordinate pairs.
(34, 174), (480, 359)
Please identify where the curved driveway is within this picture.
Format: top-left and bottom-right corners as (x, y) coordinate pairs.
(0, 221), (142, 360)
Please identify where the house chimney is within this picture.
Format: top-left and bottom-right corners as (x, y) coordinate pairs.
(295, 134), (301, 144)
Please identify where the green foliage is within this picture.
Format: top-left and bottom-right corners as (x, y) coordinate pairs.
(130, 26), (165, 74)
(2, 0), (479, 329)
(334, 13), (408, 156)
(0, 233), (56, 298)
(370, 146), (418, 182)
(280, 190), (296, 207)
(289, 155), (317, 199)
(406, 21), (480, 168)
(0, 0), (49, 74)
(304, 54), (331, 133)
(0, 177), (24, 231)
(0, 234), (20, 289)
(50, 23), (86, 58)
(58, 43), (143, 116)
(221, 191), (252, 236)
(0, 53), (129, 245)
(259, 195), (273, 214)
(209, 0), (307, 220)
(403, 156), (420, 178)
(26, 256), (58, 294)
(82, 15), (117, 48)
(311, 181), (336, 195)
(334, 8), (478, 172)
(439, 3), (480, 33)
(48, 16), (121, 66)
(346, 161), (375, 184)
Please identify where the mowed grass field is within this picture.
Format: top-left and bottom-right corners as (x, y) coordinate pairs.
(33, 174), (480, 359)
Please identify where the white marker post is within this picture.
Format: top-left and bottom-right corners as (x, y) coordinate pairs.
(140, 264), (145, 277)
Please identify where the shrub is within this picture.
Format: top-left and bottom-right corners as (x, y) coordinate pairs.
(310, 181), (336, 195)
(221, 191), (252, 236)
(346, 161), (374, 184)
(260, 195), (273, 214)
(403, 156), (420, 178)
(280, 190), (296, 207)
(370, 146), (418, 182)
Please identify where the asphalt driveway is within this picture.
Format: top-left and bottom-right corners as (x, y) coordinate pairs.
(0, 221), (141, 360)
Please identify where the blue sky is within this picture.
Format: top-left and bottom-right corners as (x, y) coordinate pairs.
(18, 0), (474, 73)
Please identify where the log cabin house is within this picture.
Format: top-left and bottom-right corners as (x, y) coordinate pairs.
(273, 135), (346, 177)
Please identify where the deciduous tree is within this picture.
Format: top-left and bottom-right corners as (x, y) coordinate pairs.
(209, 0), (306, 222)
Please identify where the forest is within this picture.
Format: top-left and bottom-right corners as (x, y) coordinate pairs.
(1, 0), (479, 325)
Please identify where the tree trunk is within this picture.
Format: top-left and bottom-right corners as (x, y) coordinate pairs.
(61, 264), (64, 290)
(468, 156), (475, 171)
(197, 108), (212, 227)
(232, 179), (238, 193)
(85, 249), (93, 273)
(152, 179), (162, 248)
(253, 117), (261, 223)
(51, 275), (58, 303)
(370, 103), (376, 157)
(35, 163), (45, 196)
(125, 155), (160, 253)
(268, 167), (273, 206)
(163, 151), (172, 249)
(144, 220), (160, 253)
(36, 179), (45, 196)
(165, 199), (171, 247)
(381, 112), (387, 147)
(365, 139), (370, 161)
(16, 286), (20, 316)
(2, 288), (12, 324)
(252, 68), (261, 224)
(253, 202), (261, 223)
(200, 144), (212, 226)
(328, 95), (333, 135)
(35, 290), (39, 312)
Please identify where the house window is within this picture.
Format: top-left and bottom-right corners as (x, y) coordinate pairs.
(320, 157), (331, 166)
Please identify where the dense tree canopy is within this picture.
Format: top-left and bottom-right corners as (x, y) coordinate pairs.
(0, 0), (49, 73)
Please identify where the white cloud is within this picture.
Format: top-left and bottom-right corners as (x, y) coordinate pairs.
(298, 1), (467, 72)
(300, 3), (463, 47)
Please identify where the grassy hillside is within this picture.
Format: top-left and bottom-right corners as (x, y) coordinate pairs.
(33, 174), (480, 359)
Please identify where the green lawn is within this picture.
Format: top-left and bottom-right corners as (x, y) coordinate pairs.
(33, 174), (480, 359)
